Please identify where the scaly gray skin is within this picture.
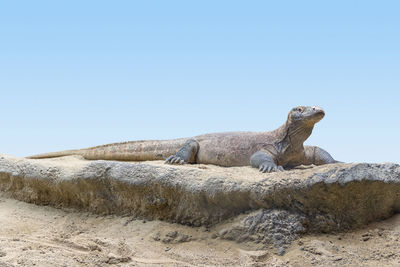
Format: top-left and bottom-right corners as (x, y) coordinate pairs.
(27, 106), (337, 172)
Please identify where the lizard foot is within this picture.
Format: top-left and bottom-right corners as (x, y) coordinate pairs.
(165, 155), (185, 165)
(259, 162), (284, 173)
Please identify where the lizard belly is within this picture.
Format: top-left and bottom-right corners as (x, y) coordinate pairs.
(277, 150), (305, 167)
(196, 140), (255, 167)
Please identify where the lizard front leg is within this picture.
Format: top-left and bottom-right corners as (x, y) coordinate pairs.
(250, 151), (284, 173)
(165, 139), (199, 164)
(303, 145), (338, 165)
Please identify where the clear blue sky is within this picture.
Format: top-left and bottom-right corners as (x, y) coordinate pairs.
(1, 1), (399, 163)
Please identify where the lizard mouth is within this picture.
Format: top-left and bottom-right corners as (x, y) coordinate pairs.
(310, 109), (325, 122)
(302, 107), (325, 124)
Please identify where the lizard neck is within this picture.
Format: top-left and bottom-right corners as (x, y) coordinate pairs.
(274, 120), (314, 162)
(286, 120), (314, 148)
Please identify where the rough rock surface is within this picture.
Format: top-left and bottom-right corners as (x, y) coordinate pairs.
(0, 154), (399, 239)
(217, 209), (307, 252)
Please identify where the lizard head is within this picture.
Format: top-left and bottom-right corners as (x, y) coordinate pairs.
(288, 106), (325, 126)
(280, 106), (325, 147)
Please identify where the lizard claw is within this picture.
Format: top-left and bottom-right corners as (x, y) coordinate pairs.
(165, 155), (185, 165)
(165, 155), (174, 163)
(259, 161), (282, 173)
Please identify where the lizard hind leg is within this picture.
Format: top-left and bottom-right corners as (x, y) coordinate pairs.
(165, 139), (199, 165)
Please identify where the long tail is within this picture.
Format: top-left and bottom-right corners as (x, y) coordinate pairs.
(27, 139), (188, 161)
(27, 149), (85, 159)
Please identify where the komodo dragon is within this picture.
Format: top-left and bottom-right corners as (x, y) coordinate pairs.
(28, 106), (337, 173)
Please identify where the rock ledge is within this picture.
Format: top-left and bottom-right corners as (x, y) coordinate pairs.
(0, 154), (399, 235)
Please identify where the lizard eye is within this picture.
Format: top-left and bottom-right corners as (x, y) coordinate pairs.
(297, 108), (303, 112)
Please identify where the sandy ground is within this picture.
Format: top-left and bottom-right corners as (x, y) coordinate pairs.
(0, 193), (399, 266)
